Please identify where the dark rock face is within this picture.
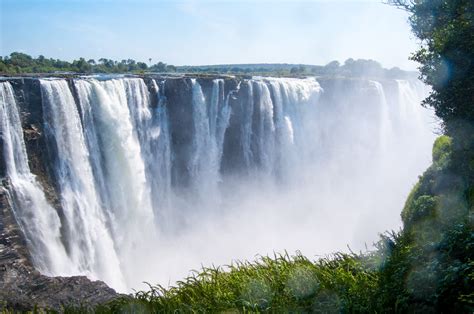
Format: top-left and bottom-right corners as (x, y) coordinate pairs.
(0, 262), (118, 311)
(0, 185), (31, 268)
(8, 78), (62, 210)
(164, 77), (194, 188)
(222, 80), (252, 174)
(163, 76), (243, 187)
(1, 186), (118, 311)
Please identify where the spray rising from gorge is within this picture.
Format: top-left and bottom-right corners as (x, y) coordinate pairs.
(0, 75), (436, 291)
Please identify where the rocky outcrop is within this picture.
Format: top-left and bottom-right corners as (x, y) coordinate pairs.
(9, 78), (62, 210)
(0, 184), (119, 311)
(163, 77), (194, 188)
(221, 80), (252, 174)
(0, 262), (118, 311)
(0, 186), (118, 312)
(0, 183), (31, 268)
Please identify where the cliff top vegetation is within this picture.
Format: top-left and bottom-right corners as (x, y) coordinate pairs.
(0, 52), (417, 79)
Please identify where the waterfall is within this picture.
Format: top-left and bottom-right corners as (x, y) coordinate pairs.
(73, 78), (157, 288)
(253, 80), (276, 175)
(149, 80), (172, 215)
(0, 82), (71, 275)
(396, 79), (427, 132)
(370, 80), (393, 153)
(266, 78), (322, 178)
(189, 79), (228, 199)
(1, 75), (436, 292)
(217, 81), (238, 163)
(241, 81), (254, 169)
(209, 79), (222, 141)
(40, 79), (125, 290)
(73, 80), (113, 231)
(246, 77), (322, 179)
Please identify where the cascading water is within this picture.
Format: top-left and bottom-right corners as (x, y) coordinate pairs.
(73, 78), (158, 288)
(241, 81), (254, 169)
(216, 81), (235, 163)
(396, 79), (428, 133)
(0, 82), (71, 275)
(266, 77), (322, 179)
(148, 80), (172, 215)
(370, 80), (393, 153)
(253, 80), (276, 175)
(1, 76), (436, 292)
(189, 79), (221, 198)
(40, 79), (125, 290)
(188, 78), (236, 201)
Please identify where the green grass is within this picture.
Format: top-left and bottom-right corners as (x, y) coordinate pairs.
(61, 252), (380, 313)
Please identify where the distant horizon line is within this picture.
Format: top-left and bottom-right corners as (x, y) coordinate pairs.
(1, 51), (418, 72)
(177, 62), (418, 71)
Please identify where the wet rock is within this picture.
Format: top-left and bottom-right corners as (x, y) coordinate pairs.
(0, 262), (118, 311)
(0, 188), (118, 311)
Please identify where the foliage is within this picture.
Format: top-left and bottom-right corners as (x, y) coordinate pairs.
(382, 2), (474, 312)
(0, 52), (176, 74)
(177, 59), (418, 79)
(390, 0), (474, 185)
(380, 134), (473, 312)
(0, 52), (418, 79)
(62, 252), (380, 313)
(432, 135), (452, 165)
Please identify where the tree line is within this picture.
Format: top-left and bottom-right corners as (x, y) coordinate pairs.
(0, 52), (177, 74)
(1, 52), (416, 79)
(179, 58), (417, 79)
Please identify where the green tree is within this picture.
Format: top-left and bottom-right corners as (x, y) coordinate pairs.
(137, 62), (148, 71)
(378, 1), (474, 311)
(323, 60), (340, 75)
(390, 1), (474, 177)
(151, 61), (167, 72)
(73, 57), (92, 73)
(9, 52), (34, 68)
(166, 65), (177, 72)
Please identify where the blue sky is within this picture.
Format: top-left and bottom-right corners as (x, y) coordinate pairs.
(0, 0), (419, 69)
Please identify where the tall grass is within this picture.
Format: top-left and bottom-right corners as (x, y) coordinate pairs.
(67, 252), (379, 313)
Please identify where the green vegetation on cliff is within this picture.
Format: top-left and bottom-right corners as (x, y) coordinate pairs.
(0, 53), (177, 74)
(377, 133), (473, 312)
(0, 52), (417, 79)
(176, 59), (417, 79)
(380, 1), (474, 309)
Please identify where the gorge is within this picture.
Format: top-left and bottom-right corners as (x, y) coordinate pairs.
(0, 74), (436, 298)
